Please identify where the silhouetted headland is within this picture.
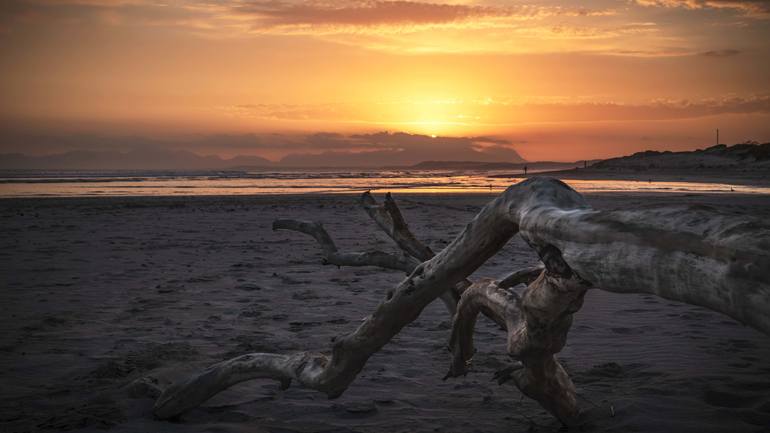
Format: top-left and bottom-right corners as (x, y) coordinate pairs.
(492, 142), (770, 187)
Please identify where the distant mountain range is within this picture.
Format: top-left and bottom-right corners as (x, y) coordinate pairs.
(3, 143), (767, 171)
(0, 147), (527, 170)
(592, 142), (770, 170)
(0, 131), (527, 169)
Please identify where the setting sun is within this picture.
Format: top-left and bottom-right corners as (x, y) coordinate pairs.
(1, 2), (769, 432)
(2, 0), (768, 163)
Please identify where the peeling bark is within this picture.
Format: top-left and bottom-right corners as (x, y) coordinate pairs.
(153, 177), (770, 423)
(513, 183), (770, 334)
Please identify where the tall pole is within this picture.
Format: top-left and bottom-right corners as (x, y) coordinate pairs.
(716, 128), (719, 146)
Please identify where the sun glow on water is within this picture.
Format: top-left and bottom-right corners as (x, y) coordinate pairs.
(1, 171), (768, 197)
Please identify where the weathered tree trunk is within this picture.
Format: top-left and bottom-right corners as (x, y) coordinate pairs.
(152, 177), (770, 424)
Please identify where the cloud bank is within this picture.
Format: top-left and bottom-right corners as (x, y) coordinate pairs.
(4, 0), (746, 55)
(636, 0), (770, 17)
(0, 131), (525, 167)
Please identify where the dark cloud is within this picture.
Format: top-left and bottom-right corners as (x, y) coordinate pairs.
(232, 0), (495, 27)
(189, 131), (524, 162)
(0, 0), (499, 31)
(0, 131), (166, 155)
(272, 132), (525, 166)
(609, 47), (691, 57)
(699, 49), (741, 57)
(0, 0), (617, 37)
(0, 129), (525, 167)
(635, 0), (770, 16)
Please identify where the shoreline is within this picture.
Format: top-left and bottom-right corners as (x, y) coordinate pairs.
(2, 177), (770, 199)
(2, 189), (770, 205)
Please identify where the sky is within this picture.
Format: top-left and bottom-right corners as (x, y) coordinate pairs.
(1, 0), (769, 164)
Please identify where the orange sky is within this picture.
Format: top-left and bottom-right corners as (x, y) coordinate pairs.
(1, 0), (769, 163)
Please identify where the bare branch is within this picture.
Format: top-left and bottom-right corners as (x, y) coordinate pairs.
(154, 177), (770, 422)
(154, 352), (317, 418)
(273, 219), (418, 272)
(361, 191), (434, 261)
(155, 182), (524, 419)
(273, 218), (456, 313)
(360, 192), (460, 311)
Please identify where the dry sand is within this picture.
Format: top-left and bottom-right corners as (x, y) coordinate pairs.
(1, 191), (769, 433)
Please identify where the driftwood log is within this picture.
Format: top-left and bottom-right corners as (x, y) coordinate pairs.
(152, 177), (770, 426)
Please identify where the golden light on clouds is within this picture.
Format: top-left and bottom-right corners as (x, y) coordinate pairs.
(1, 0), (769, 162)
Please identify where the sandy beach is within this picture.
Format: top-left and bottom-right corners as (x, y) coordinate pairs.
(2, 191), (770, 433)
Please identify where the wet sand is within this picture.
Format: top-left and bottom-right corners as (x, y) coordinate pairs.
(1, 191), (769, 432)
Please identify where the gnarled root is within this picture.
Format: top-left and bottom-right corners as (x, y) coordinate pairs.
(447, 265), (589, 426)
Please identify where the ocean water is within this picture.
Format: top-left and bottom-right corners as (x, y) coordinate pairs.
(0, 169), (767, 197)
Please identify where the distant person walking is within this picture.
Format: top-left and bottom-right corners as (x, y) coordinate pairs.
(524, 165), (528, 175)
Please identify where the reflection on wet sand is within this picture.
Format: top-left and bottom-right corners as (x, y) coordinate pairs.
(1, 171), (769, 197)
